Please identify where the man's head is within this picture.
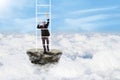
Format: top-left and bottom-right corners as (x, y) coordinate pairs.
(42, 21), (46, 25)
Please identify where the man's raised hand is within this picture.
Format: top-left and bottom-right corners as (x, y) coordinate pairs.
(46, 12), (49, 18)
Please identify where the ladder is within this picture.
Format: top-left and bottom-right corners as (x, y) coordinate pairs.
(36, 0), (52, 50)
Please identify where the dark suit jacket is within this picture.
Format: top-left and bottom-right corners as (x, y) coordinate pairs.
(37, 19), (50, 36)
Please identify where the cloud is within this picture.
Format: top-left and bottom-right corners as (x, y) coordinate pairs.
(12, 18), (36, 32)
(65, 14), (108, 24)
(0, 0), (34, 19)
(71, 6), (119, 15)
(0, 0), (35, 33)
(63, 6), (120, 32)
(0, 17), (36, 33)
(0, 33), (120, 80)
(50, 5), (120, 32)
(65, 14), (110, 31)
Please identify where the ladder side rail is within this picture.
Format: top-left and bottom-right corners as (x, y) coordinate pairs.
(36, 0), (51, 51)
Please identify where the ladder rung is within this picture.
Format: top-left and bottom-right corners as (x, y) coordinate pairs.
(37, 5), (50, 7)
(37, 12), (50, 15)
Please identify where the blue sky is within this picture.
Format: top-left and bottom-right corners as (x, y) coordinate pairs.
(0, 0), (120, 33)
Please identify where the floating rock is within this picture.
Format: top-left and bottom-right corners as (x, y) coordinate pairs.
(26, 49), (62, 65)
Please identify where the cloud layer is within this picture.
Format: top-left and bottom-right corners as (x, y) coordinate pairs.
(0, 33), (120, 80)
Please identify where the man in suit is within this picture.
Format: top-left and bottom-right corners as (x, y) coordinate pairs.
(37, 12), (50, 53)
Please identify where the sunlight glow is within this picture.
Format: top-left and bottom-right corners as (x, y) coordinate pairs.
(0, 0), (10, 10)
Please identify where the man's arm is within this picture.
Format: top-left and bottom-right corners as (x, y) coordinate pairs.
(46, 12), (49, 27)
(37, 24), (42, 29)
(46, 19), (49, 27)
(37, 20), (42, 29)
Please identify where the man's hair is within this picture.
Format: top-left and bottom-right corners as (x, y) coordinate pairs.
(42, 21), (46, 24)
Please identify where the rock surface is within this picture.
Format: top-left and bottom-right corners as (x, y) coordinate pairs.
(26, 49), (62, 65)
